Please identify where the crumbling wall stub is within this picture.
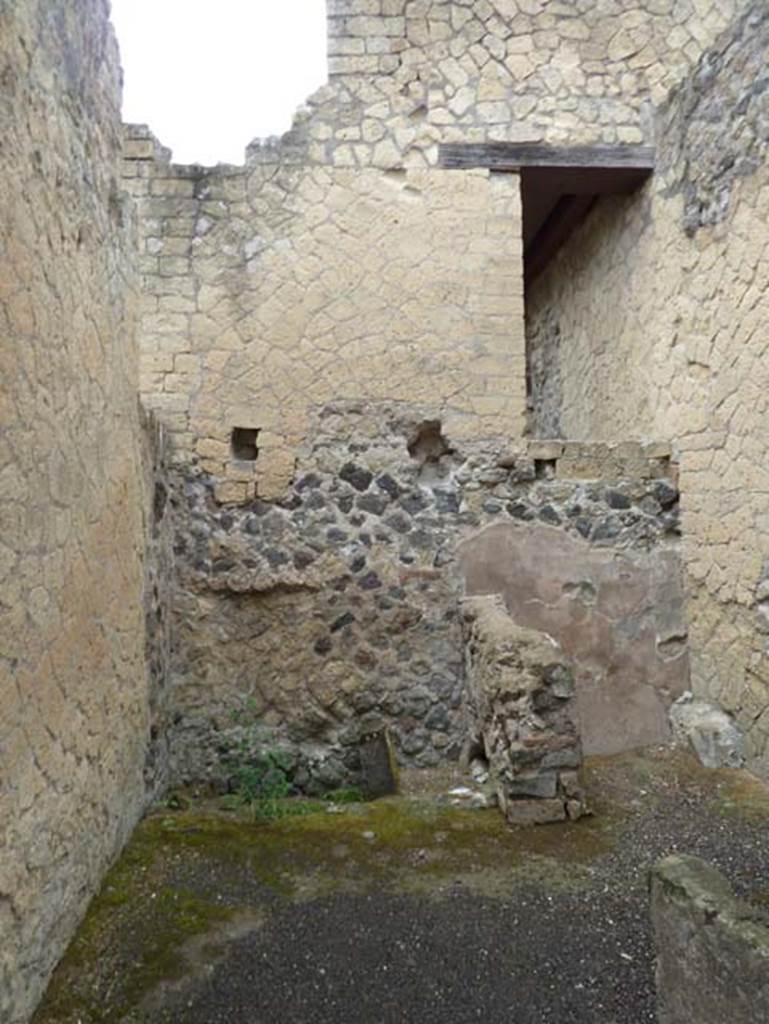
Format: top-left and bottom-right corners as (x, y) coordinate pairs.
(462, 595), (587, 825)
(651, 854), (769, 1024)
(166, 425), (686, 789)
(0, 2), (168, 1020)
(525, 3), (769, 774)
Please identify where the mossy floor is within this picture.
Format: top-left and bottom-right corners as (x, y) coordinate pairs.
(33, 748), (769, 1024)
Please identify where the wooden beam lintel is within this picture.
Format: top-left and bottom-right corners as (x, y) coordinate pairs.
(439, 142), (656, 172)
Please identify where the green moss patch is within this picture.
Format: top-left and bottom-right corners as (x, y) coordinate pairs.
(710, 767), (769, 822)
(44, 748), (714, 1022)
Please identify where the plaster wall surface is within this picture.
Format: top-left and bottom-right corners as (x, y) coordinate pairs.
(0, 3), (162, 1020)
(459, 519), (687, 756)
(525, 3), (769, 774)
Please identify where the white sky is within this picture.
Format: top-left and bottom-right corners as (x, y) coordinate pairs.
(109, 0), (328, 165)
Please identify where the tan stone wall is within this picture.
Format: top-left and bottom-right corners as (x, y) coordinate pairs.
(125, 142), (524, 498)
(526, 5), (769, 773)
(125, 2), (744, 501)
(0, 3), (158, 1020)
(320, 0), (740, 158)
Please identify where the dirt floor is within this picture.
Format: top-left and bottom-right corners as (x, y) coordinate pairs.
(34, 747), (769, 1024)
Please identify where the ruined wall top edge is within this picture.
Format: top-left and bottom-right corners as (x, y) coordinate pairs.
(123, 0), (748, 173)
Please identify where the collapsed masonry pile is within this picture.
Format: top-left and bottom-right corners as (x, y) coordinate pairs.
(462, 595), (587, 825)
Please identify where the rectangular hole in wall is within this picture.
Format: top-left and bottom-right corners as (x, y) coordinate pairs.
(231, 427), (260, 461)
(535, 458), (557, 480)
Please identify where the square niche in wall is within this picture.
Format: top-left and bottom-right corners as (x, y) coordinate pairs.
(231, 426), (259, 461)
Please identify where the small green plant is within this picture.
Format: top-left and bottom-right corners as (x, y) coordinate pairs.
(220, 702), (298, 819)
(220, 701), (364, 820)
(325, 787), (364, 805)
(230, 747), (294, 816)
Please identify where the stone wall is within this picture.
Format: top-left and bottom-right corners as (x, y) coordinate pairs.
(651, 854), (769, 1024)
(123, 1), (744, 504)
(458, 440), (687, 755)
(124, 133), (524, 498)
(525, 3), (769, 774)
(166, 421), (687, 790)
(321, 0), (738, 155)
(141, 413), (174, 794)
(0, 3), (165, 1020)
(120, 4), (752, 797)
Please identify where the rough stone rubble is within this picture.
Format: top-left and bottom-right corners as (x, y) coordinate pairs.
(463, 595), (587, 824)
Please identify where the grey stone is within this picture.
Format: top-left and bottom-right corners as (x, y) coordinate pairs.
(500, 795), (567, 825)
(540, 748), (582, 769)
(558, 770), (582, 798)
(296, 473), (322, 491)
(375, 474), (401, 499)
(605, 488), (631, 509)
(414, 747), (441, 767)
(400, 491), (430, 515)
(543, 663), (575, 698)
(384, 512), (411, 533)
(330, 612), (356, 633)
(304, 490), (327, 510)
(340, 463), (373, 492)
(264, 548), (289, 568)
(591, 517), (621, 542)
(669, 694), (745, 769)
(510, 460), (537, 483)
(399, 728), (429, 755)
(434, 490), (460, 513)
(507, 501), (534, 520)
(357, 571), (382, 590)
(575, 517), (592, 538)
(357, 492), (388, 515)
(478, 467), (509, 485)
(293, 549), (316, 570)
(651, 854), (769, 1024)
(538, 505), (561, 525)
(424, 704), (450, 730)
(314, 636), (333, 656)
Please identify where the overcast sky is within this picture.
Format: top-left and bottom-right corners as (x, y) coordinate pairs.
(109, 0), (328, 165)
